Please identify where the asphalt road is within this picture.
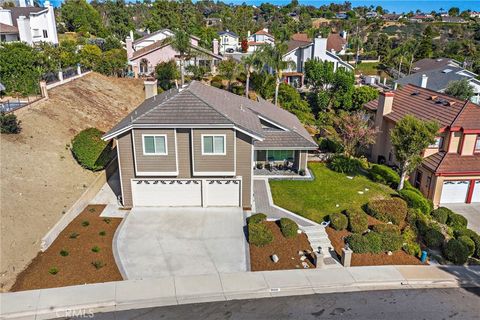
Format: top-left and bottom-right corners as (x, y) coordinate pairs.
(87, 288), (480, 320)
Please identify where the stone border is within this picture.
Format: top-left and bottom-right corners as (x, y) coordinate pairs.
(40, 159), (118, 251)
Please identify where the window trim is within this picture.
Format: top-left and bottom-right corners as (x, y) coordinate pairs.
(142, 134), (168, 156)
(201, 134), (226, 155)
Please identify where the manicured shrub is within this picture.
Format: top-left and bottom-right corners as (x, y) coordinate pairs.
(69, 232), (79, 239)
(103, 217), (111, 224)
(368, 164), (399, 188)
(372, 223), (400, 235)
(365, 198), (408, 225)
(0, 112), (21, 134)
(247, 213), (267, 225)
(345, 209), (368, 233)
(328, 155), (359, 174)
(48, 267), (59, 275)
(330, 212), (348, 231)
(443, 239), (469, 265)
(248, 222), (274, 247)
(378, 231), (404, 251)
(91, 245), (101, 253)
(60, 249), (69, 257)
(347, 232), (383, 254)
(454, 229), (480, 258)
(446, 212), (468, 231)
(279, 218), (298, 238)
(458, 236), (475, 257)
(399, 189), (431, 215)
(81, 220), (89, 227)
(92, 260), (105, 269)
(424, 228), (445, 249)
(99, 230), (106, 236)
(402, 226), (421, 257)
(431, 207), (452, 224)
(71, 128), (113, 171)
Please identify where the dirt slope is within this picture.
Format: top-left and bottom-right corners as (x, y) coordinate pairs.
(0, 73), (144, 291)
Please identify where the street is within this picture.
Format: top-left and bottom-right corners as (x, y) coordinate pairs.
(89, 288), (480, 320)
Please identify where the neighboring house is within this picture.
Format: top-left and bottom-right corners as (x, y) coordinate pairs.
(247, 28), (275, 52)
(218, 30), (238, 53)
(365, 11), (378, 19)
(470, 11), (480, 18)
(411, 57), (462, 74)
(282, 33), (354, 87)
(365, 85), (480, 206)
(441, 16), (467, 23)
(396, 66), (480, 104)
(327, 31), (347, 55)
(409, 14), (433, 22)
(102, 80), (317, 209)
(382, 14), (402, 21)
(0, 1), (58, 45)
(205, 17), (222, 28)
(0, 0), (34, 7)
(125, 29), (223, 77)
(336, 12), (348, 19)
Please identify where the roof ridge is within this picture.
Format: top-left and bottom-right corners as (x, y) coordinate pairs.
(131, 87), (179, 123)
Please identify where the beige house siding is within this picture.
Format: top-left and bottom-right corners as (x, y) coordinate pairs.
(236, 131), (253, 208)
(177, 129), (193, 178)
(372, 119), (396, 165)
(117, 132), (135, 207)
(192, 128), (235, 174)
(132, 129), (177, 174)
(448, 131), (462, 153)
(461, 134), (477, 155)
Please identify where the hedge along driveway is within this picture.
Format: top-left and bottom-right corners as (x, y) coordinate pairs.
(269, 163), (395, 223)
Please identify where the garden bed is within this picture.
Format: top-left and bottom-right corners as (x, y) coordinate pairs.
(11, 205), (122, 291)
(249, 221), (315, 271)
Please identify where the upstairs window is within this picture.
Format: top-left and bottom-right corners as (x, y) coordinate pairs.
(429, 137), (443, 149)
(202, 135), (225, 155)
(475, 136), (480, 152)
(43, 30), (48, 38)
(143, 135), (167, 155)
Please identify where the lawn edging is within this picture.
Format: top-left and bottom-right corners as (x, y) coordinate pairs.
(2, 265), (479, 319)
(40, 158), (118, 251)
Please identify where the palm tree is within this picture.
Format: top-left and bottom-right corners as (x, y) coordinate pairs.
(170, 29), (192, 86)
(258, 43), (295, 106)
(240, 52), (260, 98)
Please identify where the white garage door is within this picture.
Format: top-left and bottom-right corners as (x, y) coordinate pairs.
(132, 180), (202, 207)
(205, 180), (241, 207)
(471, 181), (480, 203)
(440, 180), (470, 204)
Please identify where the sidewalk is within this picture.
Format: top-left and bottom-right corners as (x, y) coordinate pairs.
(2, 265), (479, 319)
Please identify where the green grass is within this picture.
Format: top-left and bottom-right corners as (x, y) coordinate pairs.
(354, 62), (381, 75)
(269, 163), (395, 223)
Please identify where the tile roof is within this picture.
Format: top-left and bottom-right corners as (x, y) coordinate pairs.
(423, 152), (480, 174)
(291, 33), (311, 42)
(396, 66), (476, 92)
(103, 81), (317, 149)
(327, 33), (346, 53)
(0, 22), (18, 34)
(452, 102), (480, 131)
(254, 29), (273, 37)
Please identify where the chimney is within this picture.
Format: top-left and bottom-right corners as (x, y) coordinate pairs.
(263, 28), (269, 33)
(420, 74), (428, 88)
(212, 38), (219, 55)
(247, 30), (251, 38)
(129, 30), (134, 41)
(144, 79), (158, 100)
(17, 16), (32, 45)
(313, 37), (328, 55)
(371, 91), (395, 162)
(126, 36), (133, 59)
(377, 91), (394, 117)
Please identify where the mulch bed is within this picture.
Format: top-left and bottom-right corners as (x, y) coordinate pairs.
(249, 221), (315, 271)
(325, 216), (423, 267)
(11, 205), (123, 291)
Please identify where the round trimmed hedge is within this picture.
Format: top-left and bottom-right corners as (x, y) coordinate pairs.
(399, 189), (431, 215)
(248, 222), (273, 247)
(347, 232), (383, 254)
(446, 212), (468, 231)
(279, 218), (298, 238)
(458, 236), (475, 257)
(454, 228), (480, 258)
(365, 198), (408, 225)
(247, 213), (267, 225)
(372, 223), (400, 235)
(368, 164), (399, 188)
(330, 212), (348, 231)
(71, 128), (113, 171)
(443, 239), (469, 265)
(424, 228), (445, 249)
(345, 209), (368, 234)
(431, 207), (452, 224)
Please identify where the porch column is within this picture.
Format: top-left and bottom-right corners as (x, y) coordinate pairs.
(133, 65), (139, 79)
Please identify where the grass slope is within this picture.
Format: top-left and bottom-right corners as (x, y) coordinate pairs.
(269, 163), (394, 223)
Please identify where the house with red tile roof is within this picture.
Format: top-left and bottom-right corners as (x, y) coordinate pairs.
(365, 84), (480, 205)
(246, 28), (275, 52)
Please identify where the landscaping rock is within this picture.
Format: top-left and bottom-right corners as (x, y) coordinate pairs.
(300, 255), (307, 261)
(302, 262), (309, 268)
(387, 251), (393, 256)
(358, 191), (364, 194)
(271, 254), (279, 263)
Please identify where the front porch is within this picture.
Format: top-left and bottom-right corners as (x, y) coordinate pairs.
(254, 149), (308, 177)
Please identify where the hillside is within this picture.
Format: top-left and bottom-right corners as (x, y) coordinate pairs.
(0, 73), (144, 291)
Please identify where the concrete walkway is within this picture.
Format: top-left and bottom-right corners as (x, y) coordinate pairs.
(2, 265), (479, 319)
(253, 179), (318, 227)
(444, 203), (480, 233)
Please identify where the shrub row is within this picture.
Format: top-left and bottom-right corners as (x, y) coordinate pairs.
(347, 230), (403, 254)
(365, 198), (408, 225)
(368, 164), (399, 188)
(279, 218), (298, 238)
(399, 188), (432, 215)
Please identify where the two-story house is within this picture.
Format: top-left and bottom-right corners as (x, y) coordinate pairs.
(247, 28), (275, 52)
(125, 29), (223, 78)
(102, 80), (317, 209)
(218, 30), (239, 53)
(0, 0), (58, 45)
(365, 84), (480, 205)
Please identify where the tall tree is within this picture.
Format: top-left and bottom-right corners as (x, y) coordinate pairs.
(218, 59), (240, 91)
(390, 116), (439, 190)
(240, 53), (260, 98)
(332, 111), (377, 157)
(170, 30), (192, 86)
(258, 42), (295, 106)
(60, 0), (105, 36)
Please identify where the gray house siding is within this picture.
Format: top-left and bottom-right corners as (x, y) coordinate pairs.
(132, 128), (177, 174)
(117, 132), (135, 207)
(192, 128), (235, 174)
(236, 131), (253, 208)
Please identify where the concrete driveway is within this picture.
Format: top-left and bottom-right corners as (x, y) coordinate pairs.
(443, 204), (480, 233)
(115, 207), (248, 279)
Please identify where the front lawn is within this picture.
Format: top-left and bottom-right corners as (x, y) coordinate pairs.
(269, 163), (394, 223)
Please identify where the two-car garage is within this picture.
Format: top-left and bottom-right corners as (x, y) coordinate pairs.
(440, 180), (480, 204)
(131, 178), (241, 207)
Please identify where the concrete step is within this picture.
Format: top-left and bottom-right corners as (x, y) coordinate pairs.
(306, 235), (329, 242)
(301, 226), (325, 232)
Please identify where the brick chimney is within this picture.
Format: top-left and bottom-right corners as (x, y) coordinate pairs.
(126, 31), (134, 59)
(144, 79), (158, 100)
(212, 38), (219, 55)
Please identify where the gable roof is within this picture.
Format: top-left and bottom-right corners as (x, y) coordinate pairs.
(411, 58), (460, 73)
(327, 33), (346, 52)
(0, 22), (18, 34)
(286, 39), (311, 53)
(254, 29), (273, 37)
(103, 81), (317, 149)
(396, 66), (476, 92)
(218, 30), (238, 38)
(130, 38), (222, 61)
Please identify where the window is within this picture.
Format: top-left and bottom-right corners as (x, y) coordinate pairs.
(43, 30), (48, 38)
(476, 136), (480, 152)
(202, 135), (225, 155)
(429, 137), (443, 148)
(142, 135), (167, 155)
(267, 150), (295, 162)
(415, 171), (422, 188)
